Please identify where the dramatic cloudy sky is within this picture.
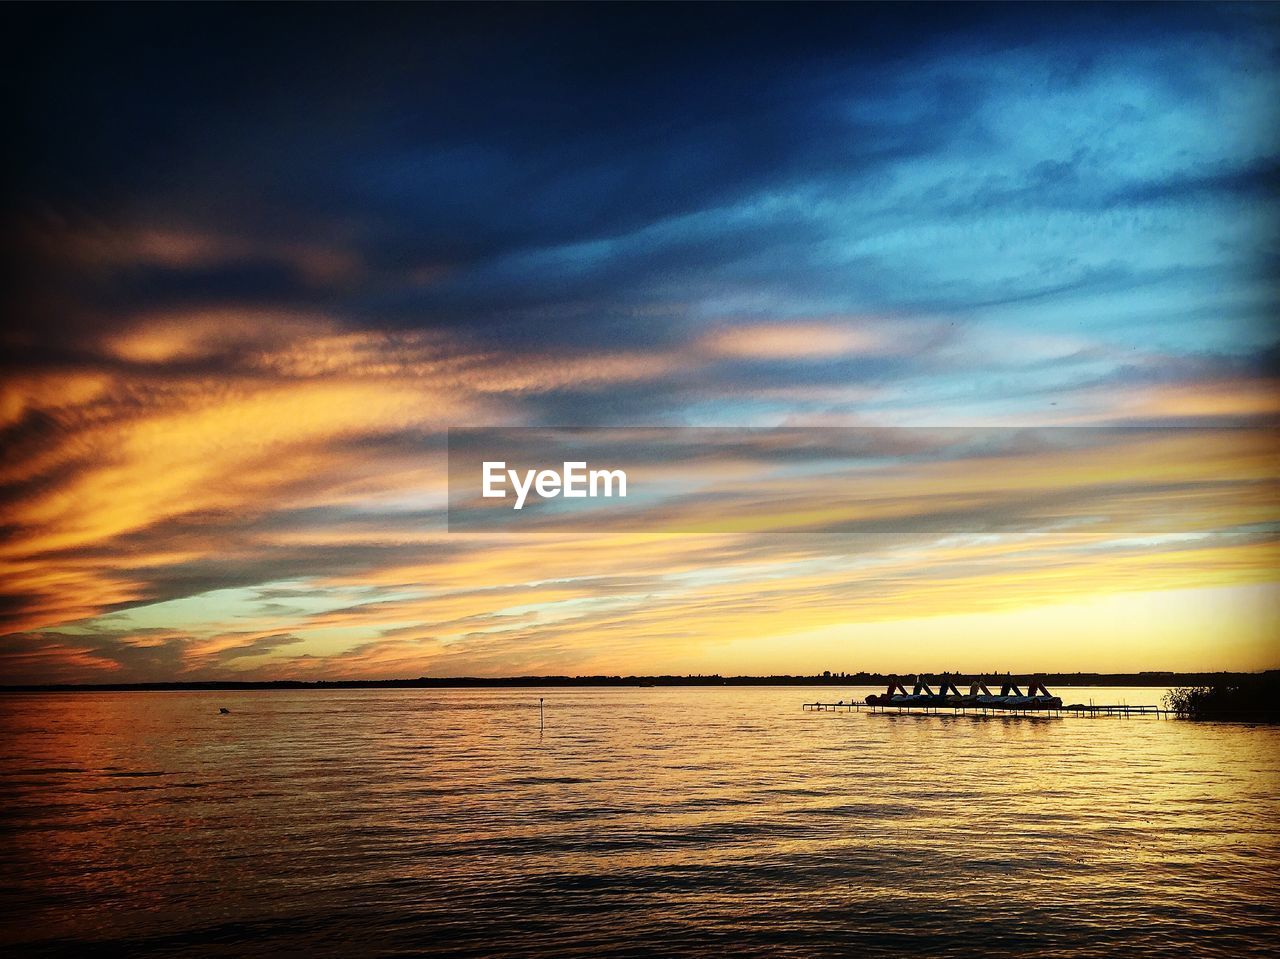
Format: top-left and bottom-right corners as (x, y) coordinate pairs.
(2, 4), (1277, 683)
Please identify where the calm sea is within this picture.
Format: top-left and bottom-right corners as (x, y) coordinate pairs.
(2, 686), (1278, 957)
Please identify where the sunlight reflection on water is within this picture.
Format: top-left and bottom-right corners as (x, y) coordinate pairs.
(2, 687), (1278, 957)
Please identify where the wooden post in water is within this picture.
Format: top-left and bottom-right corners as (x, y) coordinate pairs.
(539, 697), (544, 731)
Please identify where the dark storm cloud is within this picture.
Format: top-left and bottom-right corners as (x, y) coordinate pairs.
(7, 3), (1275, 351)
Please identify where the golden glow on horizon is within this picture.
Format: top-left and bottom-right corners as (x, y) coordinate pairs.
(1, 308), (1278, 683)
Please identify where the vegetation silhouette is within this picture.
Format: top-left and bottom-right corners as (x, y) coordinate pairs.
(1165, 675), (1279, 722)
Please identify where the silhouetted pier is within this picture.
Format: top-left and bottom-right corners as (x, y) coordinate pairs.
(804, 701), (1173, 718)
(803, 678), (1175, 718)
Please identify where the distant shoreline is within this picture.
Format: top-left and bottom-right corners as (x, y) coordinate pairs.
(2, 671), (1274, 693)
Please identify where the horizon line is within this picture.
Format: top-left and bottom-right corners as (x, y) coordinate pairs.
(4, 669), (1277, 694)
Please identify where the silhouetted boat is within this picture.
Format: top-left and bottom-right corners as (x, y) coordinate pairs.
(866, 678), (1062, 710)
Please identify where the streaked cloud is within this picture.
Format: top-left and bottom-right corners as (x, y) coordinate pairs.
(2, 4), (1276, 681)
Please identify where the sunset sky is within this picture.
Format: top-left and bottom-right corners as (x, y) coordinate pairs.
(2, 4), (1278, 683)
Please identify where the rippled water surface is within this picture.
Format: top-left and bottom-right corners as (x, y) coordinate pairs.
(2, 687), (1278, 957)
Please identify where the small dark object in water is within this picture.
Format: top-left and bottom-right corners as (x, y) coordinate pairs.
(219, 707), (230, 714)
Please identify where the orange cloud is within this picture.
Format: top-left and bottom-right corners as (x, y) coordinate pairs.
(699, 320), (905, 360)
(2, 298), (1277, 682)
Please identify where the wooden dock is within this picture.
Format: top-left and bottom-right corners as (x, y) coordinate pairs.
(803, 701), (1176, 718)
